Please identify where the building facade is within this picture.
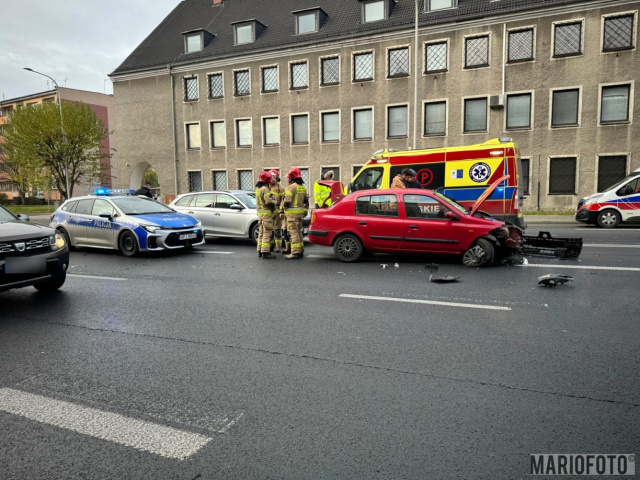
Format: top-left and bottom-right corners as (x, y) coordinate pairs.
(0, 88), (115, 201)
(110, 0), (639, 210)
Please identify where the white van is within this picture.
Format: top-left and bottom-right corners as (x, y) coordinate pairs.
(575, 167), (640, 228)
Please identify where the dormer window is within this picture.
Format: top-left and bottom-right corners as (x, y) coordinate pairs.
(233, 20), (265, 45)
(294, 8), (326, 35)
(425, 0), (457, 12)
(185, 33), (203, 53)
(362, 0), (386, 23)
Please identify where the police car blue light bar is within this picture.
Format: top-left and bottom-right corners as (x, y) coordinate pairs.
(94, 188), (136, 196)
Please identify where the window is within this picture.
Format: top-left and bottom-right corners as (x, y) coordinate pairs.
(234, 70), (250, 96)
(465, 35), (489, 68)
(291, 114), (309, 144)
(208, 73), (223, 98)
(299, 168), (310, 188)
(215, 193), (236, 209)
(387, 105), (408, 138)
(352, 167), (384, 191)
(91, 199), (115, 217)
(603, 14), (635, 51)
(290, 62), (308, 89)
(554, 21), (582, 57)
(194, 193), (214, 207)
(263, 117), (280, 146)
(551, 89), (579, 127)
(74, 199), (93, 215)
(354, 108), (373, 140)
(297, 12), (317, 34)
(388, 47), (409, 78)
(355, 194), (398, 216)
(174, 195), (193, 207)
(424, 101), (446, 136)
(354, 52), (374, 81)
(261, 66), (278, 93)
(549, 157), (576, 195)
(353, 165), (364, 177)
(598, 155), (627, 192)
(188, 171), (203, 192)
(184, 76), (198, 101)
(212, 170), (228, 190)
(238, 170), (253, 190)
(403, 195), (446, 219)
(508, 28), (534, 62)
(186, 123), (201, 149)
(185, 33), (202, 53)
(464, 98), (487, 133)
(321, 112), (340, 142)
(321, 57), (340, 85)
(363, 1), (385, 23)
(321, 167), (340, 182)
(600, 84), (631, 124)
(425, 41), (447, 73)
(210, 121), (226, 148)
(235, 24), (253, 44)
(520, 158), (531, 196)
(506, 93), (532, 130)
(236, 119), (252, 147)
(425, 0), (456, 11)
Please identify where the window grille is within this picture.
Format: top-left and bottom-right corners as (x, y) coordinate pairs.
(604, 15), (634, 51)
(554, 22), (582, 57)
(465, 36), (489, 68)
(188, 171), (202, 192)
(212, 171), (227, 190)
(322, 57), (340, 85)
(598, 155), (627, 191)
(238, 171), (253, 191)
(291, 62), (308, 89)
(184, 77), (198, 101)
(425, 42), (447, 73)
(234, 70), (250, 96)
(388, 48), (409, 77)
(508, 29), (534, 62)
(209, 74), (223, 98)
(549, 157), (576, 195)
(262, 67), (278, 92)
(300, 168), (310, 187)
(354, 53), (373, 81)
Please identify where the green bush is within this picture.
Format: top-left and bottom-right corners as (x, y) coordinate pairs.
(0, 193), (8, 205)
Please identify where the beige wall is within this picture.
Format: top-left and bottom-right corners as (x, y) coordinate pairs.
(112, 0), (640, 211)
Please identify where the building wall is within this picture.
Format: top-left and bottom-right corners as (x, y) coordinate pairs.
(112, 0), (640, 211)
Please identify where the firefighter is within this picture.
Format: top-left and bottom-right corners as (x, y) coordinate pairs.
(269, 169), (286, 253)
(255, 170), (277, 259)
(283, 167), (309, 260)
(313, 170), (334, 208)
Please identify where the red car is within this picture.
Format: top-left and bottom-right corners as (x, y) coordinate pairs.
(308, 176), (523, 266)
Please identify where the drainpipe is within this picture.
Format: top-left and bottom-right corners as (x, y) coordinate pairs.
(502, 24), (506, 96)
(412, 0), (419, 151)
(169, 65), (179, 196)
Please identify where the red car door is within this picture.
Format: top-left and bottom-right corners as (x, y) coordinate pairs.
(402, 192), (469, 254)
(351, 193), (405, 252)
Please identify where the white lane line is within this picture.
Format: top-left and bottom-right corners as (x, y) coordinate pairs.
(583, 244), (640, 248)
(519, 264), (640, 272)
(195, 251), (234, 254)
(0, 388), (211, 460)
(340, 294), (511, 311)
(68, 274), (127, 281)
(307, 254), (333, 258)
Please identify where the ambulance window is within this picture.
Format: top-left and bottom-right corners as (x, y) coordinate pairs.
(619, 178), (640, 196)
(352, 167), (384, 191)
(404, 194), (446, 220)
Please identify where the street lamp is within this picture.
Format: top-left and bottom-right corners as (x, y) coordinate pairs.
(23, 67), (70, 199)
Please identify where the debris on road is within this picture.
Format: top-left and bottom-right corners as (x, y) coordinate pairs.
(425, 263), (461, 283)
(522, 231), (583, 259)
(538, 274), (575, 287)
(394, 263), (400, 268)
(380, 264), (388, 269)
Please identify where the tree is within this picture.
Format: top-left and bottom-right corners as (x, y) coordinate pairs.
(0, 142), (47, 204)
(142, 167), (159, 188)
(0, 102), (110, 200)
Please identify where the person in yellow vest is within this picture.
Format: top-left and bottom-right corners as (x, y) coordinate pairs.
(313, 170), (334, 208)
(255, 170), (277, 259)
(283, 167), (309, 260)
(268, 169), (286, 253)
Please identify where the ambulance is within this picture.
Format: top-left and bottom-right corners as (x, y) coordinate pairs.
(575, 167), (640, 228)
(347, 137), (526, 229)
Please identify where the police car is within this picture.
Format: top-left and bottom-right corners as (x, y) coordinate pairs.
(49, 189), (204, 256)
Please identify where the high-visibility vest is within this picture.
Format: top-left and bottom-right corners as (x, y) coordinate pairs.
(313, 181), (331, 208)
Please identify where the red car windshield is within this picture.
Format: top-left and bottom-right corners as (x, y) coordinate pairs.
(433, 192), (468, 214)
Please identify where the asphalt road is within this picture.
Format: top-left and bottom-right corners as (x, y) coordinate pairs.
(1, 222), (638, 479)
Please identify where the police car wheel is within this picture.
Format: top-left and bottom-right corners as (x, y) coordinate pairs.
(119, 231), (139, 257)
(57, 228), (74, 251)
(596, 209), (620, 228)
(462, 238), (495, 267)
(334, 234), (363, 262)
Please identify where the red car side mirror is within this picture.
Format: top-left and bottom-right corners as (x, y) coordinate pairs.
(446, 211), (459, 221)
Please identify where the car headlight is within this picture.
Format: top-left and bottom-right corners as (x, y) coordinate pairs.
(194, 221), (202, 230)
(583, 194), (603, 206)
(141, 224), (159, 233)
(50, 233), (66, 251)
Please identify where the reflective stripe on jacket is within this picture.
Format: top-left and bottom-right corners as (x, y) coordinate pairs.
(284, 184), (308, 215)
(256, 186), (275, 216)
(313, 181), (331, 208)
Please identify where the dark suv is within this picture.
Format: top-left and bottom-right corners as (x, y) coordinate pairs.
(0, 204), (69, 293)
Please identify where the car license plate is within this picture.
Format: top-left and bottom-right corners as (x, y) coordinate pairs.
(179, 233), (197, 240)
(5, 256), (47, 274)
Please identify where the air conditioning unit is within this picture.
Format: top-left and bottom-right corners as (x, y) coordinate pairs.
(489, 94), (504, 108)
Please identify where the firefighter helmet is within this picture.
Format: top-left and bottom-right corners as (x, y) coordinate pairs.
(287, 167), (301, 182)
(269, 169), (279, 181)
(258, 171), (272, 184)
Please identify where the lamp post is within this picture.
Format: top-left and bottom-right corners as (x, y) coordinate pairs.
(23, 67), (70, 199)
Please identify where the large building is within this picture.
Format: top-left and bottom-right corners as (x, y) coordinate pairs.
(110, 0), (638, 209)
(0, 88), (115, 201)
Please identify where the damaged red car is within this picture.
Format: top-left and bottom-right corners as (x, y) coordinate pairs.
(308, 175), (523, 266)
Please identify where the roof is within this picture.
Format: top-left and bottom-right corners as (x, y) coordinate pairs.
(111, 0), (592, 76)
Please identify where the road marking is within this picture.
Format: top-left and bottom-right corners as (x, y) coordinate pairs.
(583, 244), (640, 248)
(195, 251), (234, 254)
(307, 254), (333, 258)
(520, 264), (640, 272)
(0, 388), (211, 460)
(68, 274), (127, 281)
(340, 294), (511, 311)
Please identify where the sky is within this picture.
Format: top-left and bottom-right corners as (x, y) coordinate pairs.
(0, 0), (181, 100)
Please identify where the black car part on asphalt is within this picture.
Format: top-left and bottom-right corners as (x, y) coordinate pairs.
(521, 231), (583, 259)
